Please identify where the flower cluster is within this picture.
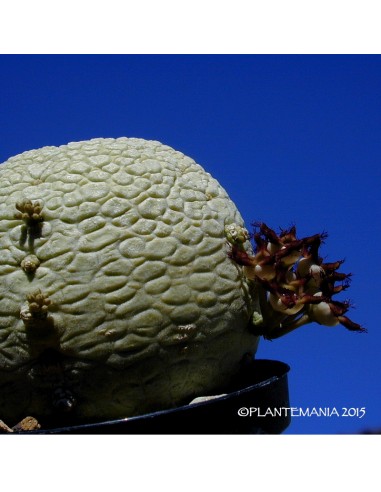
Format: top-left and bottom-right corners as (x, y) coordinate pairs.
(25, 289), (52, 320)
(226, 222), (365, 339)
(15, 199), (44, 225)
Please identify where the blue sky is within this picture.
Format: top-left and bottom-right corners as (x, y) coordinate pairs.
(0, 55), (380, 434)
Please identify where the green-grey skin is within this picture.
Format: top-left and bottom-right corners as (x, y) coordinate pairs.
(0, 138), (260, 424)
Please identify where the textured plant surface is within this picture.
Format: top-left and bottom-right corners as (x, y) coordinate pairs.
(0, 138), (259, 424)
(0, 137), (363, 427)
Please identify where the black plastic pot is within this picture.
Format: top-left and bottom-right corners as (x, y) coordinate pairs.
(20, 359), (291, 434)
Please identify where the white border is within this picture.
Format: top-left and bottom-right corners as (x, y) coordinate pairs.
(1, 1), (380, 54)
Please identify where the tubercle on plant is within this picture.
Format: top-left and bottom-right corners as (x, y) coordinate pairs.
(225, 222), (365, 339)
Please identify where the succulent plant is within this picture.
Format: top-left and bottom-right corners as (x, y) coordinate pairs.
(0, 137), (363, 426)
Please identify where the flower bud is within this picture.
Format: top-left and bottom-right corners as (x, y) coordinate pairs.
(225, 224), (250, 246)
